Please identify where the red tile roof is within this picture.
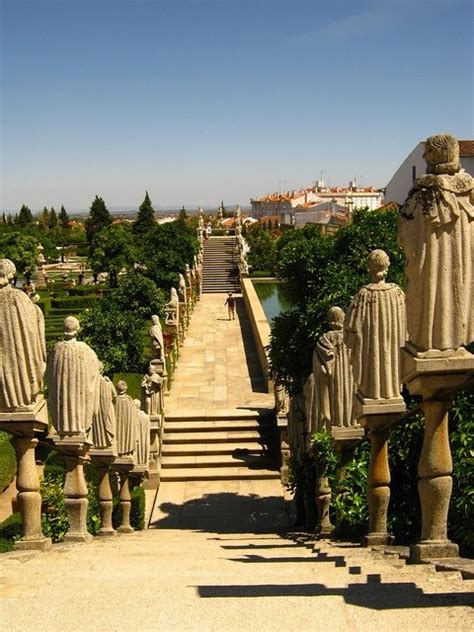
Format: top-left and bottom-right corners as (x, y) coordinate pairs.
(459, 140), (474, 157)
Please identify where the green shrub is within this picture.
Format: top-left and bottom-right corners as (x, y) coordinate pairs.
(0, 512), (22, 542)
(0, 538), (14, 552)
(130, 484), (146, 530)
(40, 456), (69, 542)
(51, 296), (97, 310)
(333, 440), (370, 538)
(0, 433), (16, 493)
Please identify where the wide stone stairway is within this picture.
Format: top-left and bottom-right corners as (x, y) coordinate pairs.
(202, 236), (241, 293)
(161, 293), (279, 483)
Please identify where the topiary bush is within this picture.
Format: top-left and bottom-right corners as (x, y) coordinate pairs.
(130, 484), (146, 530)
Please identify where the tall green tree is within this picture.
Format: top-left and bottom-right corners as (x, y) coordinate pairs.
(38, 207), (50, 229)
(48, 207), (58, 229)
(17, 204), (33, 227)
(0, 232), (38, 274)
(59, 205), (70, 228)
(133, 191), (156, 234)
(88, 224), (135, 287)
(85, 195), (112, 242)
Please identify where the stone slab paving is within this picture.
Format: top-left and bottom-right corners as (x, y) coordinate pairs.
(1, 479), (473, 631)
(165, 293), (273, 416)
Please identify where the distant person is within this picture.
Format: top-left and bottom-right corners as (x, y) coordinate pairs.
(205, 222), (212, 240)
(225, 292), (236, 320)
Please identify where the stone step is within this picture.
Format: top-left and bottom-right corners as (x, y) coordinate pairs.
(164, 420), (273, 432)
(161, 453), (277, 469)
(163, 430), (264, 444)
(162, 441), (265, 456)
(159, 467), (281, 482)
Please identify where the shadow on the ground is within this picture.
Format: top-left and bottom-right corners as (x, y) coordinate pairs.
(231, 447), (279, 471)
(151, 492), (288, 534)
(235, 298), (268, 393)
(196, 576), (474, 609)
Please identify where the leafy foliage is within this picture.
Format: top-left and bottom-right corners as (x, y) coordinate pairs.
(246, 224), (278, 273)
(133, 191), (156, 234)
(88, 224), (136, 287)
(17, 204), (34, 226)
(85, 195), (112, 243)
(0, 231), (38, 275)
(0, 432), (16, 493)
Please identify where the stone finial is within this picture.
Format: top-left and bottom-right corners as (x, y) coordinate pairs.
(399, 133), (473, 353)
(47, 316), (101, 436)
(344, 250), (406, 401)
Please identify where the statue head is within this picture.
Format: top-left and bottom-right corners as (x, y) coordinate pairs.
(148, 363), (156, 375)
(63, 316), (80, 340)
(0, 258), (16, 287)
(423, 133), (460, 175)
(133, 399), (141, 410)
(151, 314), (160, 327)
(327, 306), (345, 330)
(30, 293), (41, 305)
(367, 249), (390, 282)
(116, 380), (127, 394)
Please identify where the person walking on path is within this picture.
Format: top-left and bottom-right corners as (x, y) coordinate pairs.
(225, 292), (236, 320)
(205, 222), (212, 240)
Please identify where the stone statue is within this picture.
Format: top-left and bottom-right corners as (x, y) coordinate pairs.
(92, 365), (117, 450)
(239, 251), (249, 275)
(274, 382), (289, 415)
(178, 273), (186, 302)
(197, 251), (203, 267)
(0, 259), (46, 411)
(141, 363), (164, 417)
(165, 287), (179, 326)
(47, 316), (101, 436)
(133, 400), (150, 467)
(399, 133), (474, 353)
(344, 250), (406, 400)
(303, 374), (314, 435)
(114, 380), (137, 458)
(149, 315), (164, 361)
(184, 264), (192, 287)
(313, 307), (355, 428)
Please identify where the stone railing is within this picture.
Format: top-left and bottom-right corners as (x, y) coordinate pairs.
(241, 277), (272, 394)
(0, 255), (201, 551)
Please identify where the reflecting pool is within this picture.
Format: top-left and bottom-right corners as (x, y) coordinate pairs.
(252, 281), (292, 322)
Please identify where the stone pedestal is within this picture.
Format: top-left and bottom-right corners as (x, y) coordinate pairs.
(90, 450), (116, 537)
(114, 458), (134, 534)
(0, 400), (52, 551)
(276, 414), (290, 487)
(357, 394), (406, 547)
(402, 346), (472, 562)
(53, 434), (92, 544)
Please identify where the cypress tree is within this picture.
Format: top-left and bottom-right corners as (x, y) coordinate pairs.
(85, 195), (112, 242)
(48, 207), (58, 229)
(17, 204), (33, 226)
(133, 191), (156, 234)
(59, 205), (70, 228)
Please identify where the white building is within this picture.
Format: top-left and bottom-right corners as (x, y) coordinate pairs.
(385, 139), (474, 204)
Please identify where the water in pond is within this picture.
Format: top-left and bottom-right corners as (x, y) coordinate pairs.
(253, 281), (292, 322)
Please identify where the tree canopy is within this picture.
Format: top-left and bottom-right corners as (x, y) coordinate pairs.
(85, 195), (112, 242)
(88, 224), (136, 287)
(0, 232), (38, 275)
(133, 192), (156, 234)
(17, 204), (34, 227)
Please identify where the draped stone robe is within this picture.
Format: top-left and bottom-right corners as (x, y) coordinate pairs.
(344, 283), (406, 400)
(115, 393), (137, 457)
(287, 393), (307, 458)
(92, 376), (117, 450)
(399, 170), (474, 351)
(0, 284), (46, 410)
(314, 329), (355, 428)
(135, 408), (150, 466)
(47, 339), (101, 435)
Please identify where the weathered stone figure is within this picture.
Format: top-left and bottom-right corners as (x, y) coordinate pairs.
(303, 374), (315, 436)
(115, 380), (137, 458)
(399, 133), (474, 353)
(0, 259), (46, 411)
(133, 399), (150, 467)
(149, 314), (164, 361)
(345, 250), (406, 401)
(287, 393), (307, 458)
(48, 316), (100, 436)
(141, 363), (164, 417)
(313, 307), (355, 428)
(178, 273), (187, 302)
(92, 366), (117, 450)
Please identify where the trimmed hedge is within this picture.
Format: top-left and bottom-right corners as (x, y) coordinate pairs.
(51, 296), (97, 310)
(0, 433), (16, 493)
(0, 512), (22, 552)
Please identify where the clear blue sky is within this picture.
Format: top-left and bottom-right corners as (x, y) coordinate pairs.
(1, 0), (473, 211)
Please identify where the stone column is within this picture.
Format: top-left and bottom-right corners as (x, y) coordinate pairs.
(114, 459), (134, 534)
(55, 437), (93, 543)
(315, 475), (333, 536)
(357, 399), (405, 546)
(0, 403), (52, 551)
(90, 450), (116, 537)
(402, 349), (472, 561)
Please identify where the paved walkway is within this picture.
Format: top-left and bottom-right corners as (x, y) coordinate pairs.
(165, 293), (273, 416)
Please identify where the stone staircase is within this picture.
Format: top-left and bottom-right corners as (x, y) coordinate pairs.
(160, 411), (280, 481)
(202, 236), (240, 293)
